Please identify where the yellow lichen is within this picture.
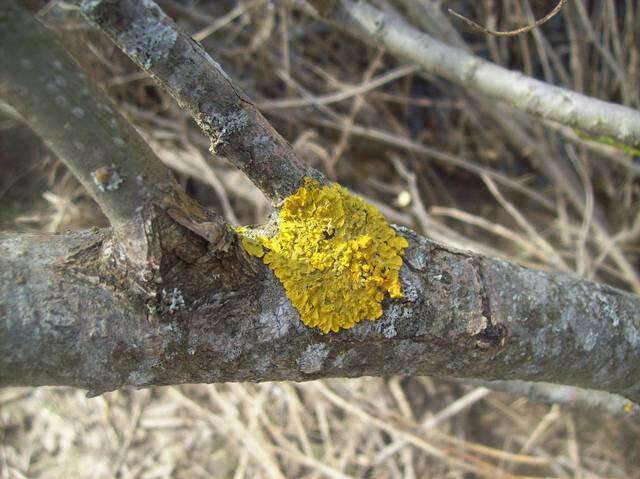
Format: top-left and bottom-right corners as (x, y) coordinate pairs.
(237, 178), (409, 333)
(236, 227), (265, 258)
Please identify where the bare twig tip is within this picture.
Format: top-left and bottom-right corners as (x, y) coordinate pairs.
(448, 0), (568, 37)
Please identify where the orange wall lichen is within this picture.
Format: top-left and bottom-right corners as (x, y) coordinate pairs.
(237, 179), (409, 333)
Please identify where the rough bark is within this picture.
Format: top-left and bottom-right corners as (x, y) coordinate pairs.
(75, 0), (314, 204)
(2, 229), (639, 404)
(314, 0), (640, 149)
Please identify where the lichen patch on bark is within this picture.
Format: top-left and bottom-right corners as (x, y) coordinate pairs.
(237, 178), (409, 333)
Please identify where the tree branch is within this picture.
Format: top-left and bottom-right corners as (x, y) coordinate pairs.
(313, 0), (640, 149)
(2, 228), (639, 404)
(0, 2), (176, 228)
(465, 379), (640, 419)
(75, 0), (314, 204)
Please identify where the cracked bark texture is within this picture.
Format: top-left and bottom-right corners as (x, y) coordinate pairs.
(2, 228), (639, 405)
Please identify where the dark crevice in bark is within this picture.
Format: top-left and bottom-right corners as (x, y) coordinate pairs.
(473, 257), (506, 350)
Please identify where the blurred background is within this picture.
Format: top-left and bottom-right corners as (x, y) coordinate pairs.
(1, 0), (639, 477)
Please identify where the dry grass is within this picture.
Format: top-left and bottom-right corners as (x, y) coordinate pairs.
(3, 380), (639, 478)
(1, 0), (640, 477)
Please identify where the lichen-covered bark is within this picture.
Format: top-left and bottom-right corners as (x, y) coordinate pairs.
(2, 228), (639, 404)
(75, 0), (313, 204)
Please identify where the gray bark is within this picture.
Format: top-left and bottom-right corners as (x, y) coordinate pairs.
(316, 0), (640, 149)
(76, 0), (313, 204)
(2, 229), (639, 403)
(0, 3), (175, 228)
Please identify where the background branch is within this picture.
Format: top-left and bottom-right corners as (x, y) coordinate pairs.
(0, 2), (178, 228)
(465, 379), (640, 419)
(314, 0), (640, 149)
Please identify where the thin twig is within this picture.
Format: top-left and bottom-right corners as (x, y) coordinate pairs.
(448, 0), (568, 37)
(465, 379), (640, 419)
(256, 64), (419, 110)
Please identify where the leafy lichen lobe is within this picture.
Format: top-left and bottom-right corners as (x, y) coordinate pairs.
(238, 179), (409, 333)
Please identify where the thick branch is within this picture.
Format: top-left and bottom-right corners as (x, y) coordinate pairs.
(2, 229), (639, 404)
(0, 3), (176, 228)
(76, 0), (312, 204)
(315, 0), (640, 148)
